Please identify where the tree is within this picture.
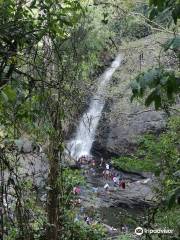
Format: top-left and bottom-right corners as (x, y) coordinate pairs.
(0, 1), (84, 240)
(129, 2), (180, 239)
(131, 0), (180, 111)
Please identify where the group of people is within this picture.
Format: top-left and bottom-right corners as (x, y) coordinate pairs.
(75, 155), (126, 194)
(72, 155), (128, 232)
(103, 163), (126, 191)
(77, 155), (95, 165)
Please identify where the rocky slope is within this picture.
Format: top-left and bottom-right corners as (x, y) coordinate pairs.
(92, 33), (177, 156)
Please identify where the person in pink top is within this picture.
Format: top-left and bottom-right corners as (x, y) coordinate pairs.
(73, 186), (81, 195)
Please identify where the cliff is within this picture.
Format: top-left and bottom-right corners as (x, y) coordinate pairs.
(93, 33), (177, 157)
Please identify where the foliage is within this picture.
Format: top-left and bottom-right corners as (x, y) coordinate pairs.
(152, 208), (180, 239)
(113, 116), (180, 239)
(112, 155), (157, 172)
(131, 0), (180, 110)
(56, 169), (106, 240)
(131, 67), (180, 110)
(128, 5), (180, 227)
(107, 0), (152, 42)
(61, 218), (106, 240)
(0, 0), (83, 87)
(0, 1), (119, 238)
(149, 0), (180, 24)
(116, 234), (133, 240)
(1, 0), (179, 239)
(125, 18), (152, 40)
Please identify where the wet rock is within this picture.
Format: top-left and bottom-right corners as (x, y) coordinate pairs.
(81, 168), (155, 211)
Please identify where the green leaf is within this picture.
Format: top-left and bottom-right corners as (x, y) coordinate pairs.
(167, 187), (180, 209)
(172, 3), (180, 24)
(30, 0), (36, 8)
(3, 85), (16, 102)
(166, 75), (176, 99)
(163, 36), (180, 51)
(0, 90), (9, 102)
(145, 89), (161, 109)
(149, 7), (158, 20)
(149, 0), (165, 11)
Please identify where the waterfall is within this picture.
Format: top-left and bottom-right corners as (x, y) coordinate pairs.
(68, 54), (123, 159)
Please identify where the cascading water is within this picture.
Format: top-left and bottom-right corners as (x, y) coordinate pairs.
(68, 54), (123, 159)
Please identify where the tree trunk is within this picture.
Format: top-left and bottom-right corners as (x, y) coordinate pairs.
(46, 145), (59, 240)
(46, 104), (63, 240)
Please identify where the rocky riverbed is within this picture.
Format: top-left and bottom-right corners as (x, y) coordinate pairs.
(73, 158), (156, 236)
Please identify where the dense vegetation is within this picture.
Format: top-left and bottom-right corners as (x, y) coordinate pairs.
(0, 0), (179, 240)
(113, 116), (180, 239)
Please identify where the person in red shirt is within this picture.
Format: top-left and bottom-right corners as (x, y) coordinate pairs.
(119, 179), (125, 189)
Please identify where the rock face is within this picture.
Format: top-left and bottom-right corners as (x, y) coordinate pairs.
(82, 175), (154, 210)
(92, 34), (172, 157)
(12, 138), (48, 187)
(93, 103), (167, 156)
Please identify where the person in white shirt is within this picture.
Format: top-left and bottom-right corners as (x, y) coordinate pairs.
(105, 163), (109, 170)
(104, 183), (110, 191)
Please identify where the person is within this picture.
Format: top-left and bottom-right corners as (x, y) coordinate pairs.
(75, 198), (82, 205)
(122, 224), (128, 233)
(84, 216), (90, 225)
(100, 157), (104, 167)
(81, 155), (86, 164)
(105, 163), (110, 170)
(121, 180), (125, 189)
(91, 159), (96, 167)
(103, 169), (111, 180)
(92, 187), (98, 194)
(77, 156), (82, 165)
(104, 183), (110, 191)
(90, 167), (96, 176)
(113, 176), (118, 186)
(76, 186), (81, 194)
(119, 179), (125, 189)
(73, 186), (81, 195)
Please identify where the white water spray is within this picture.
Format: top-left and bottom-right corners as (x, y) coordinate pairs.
(68, 54), (123, 159)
